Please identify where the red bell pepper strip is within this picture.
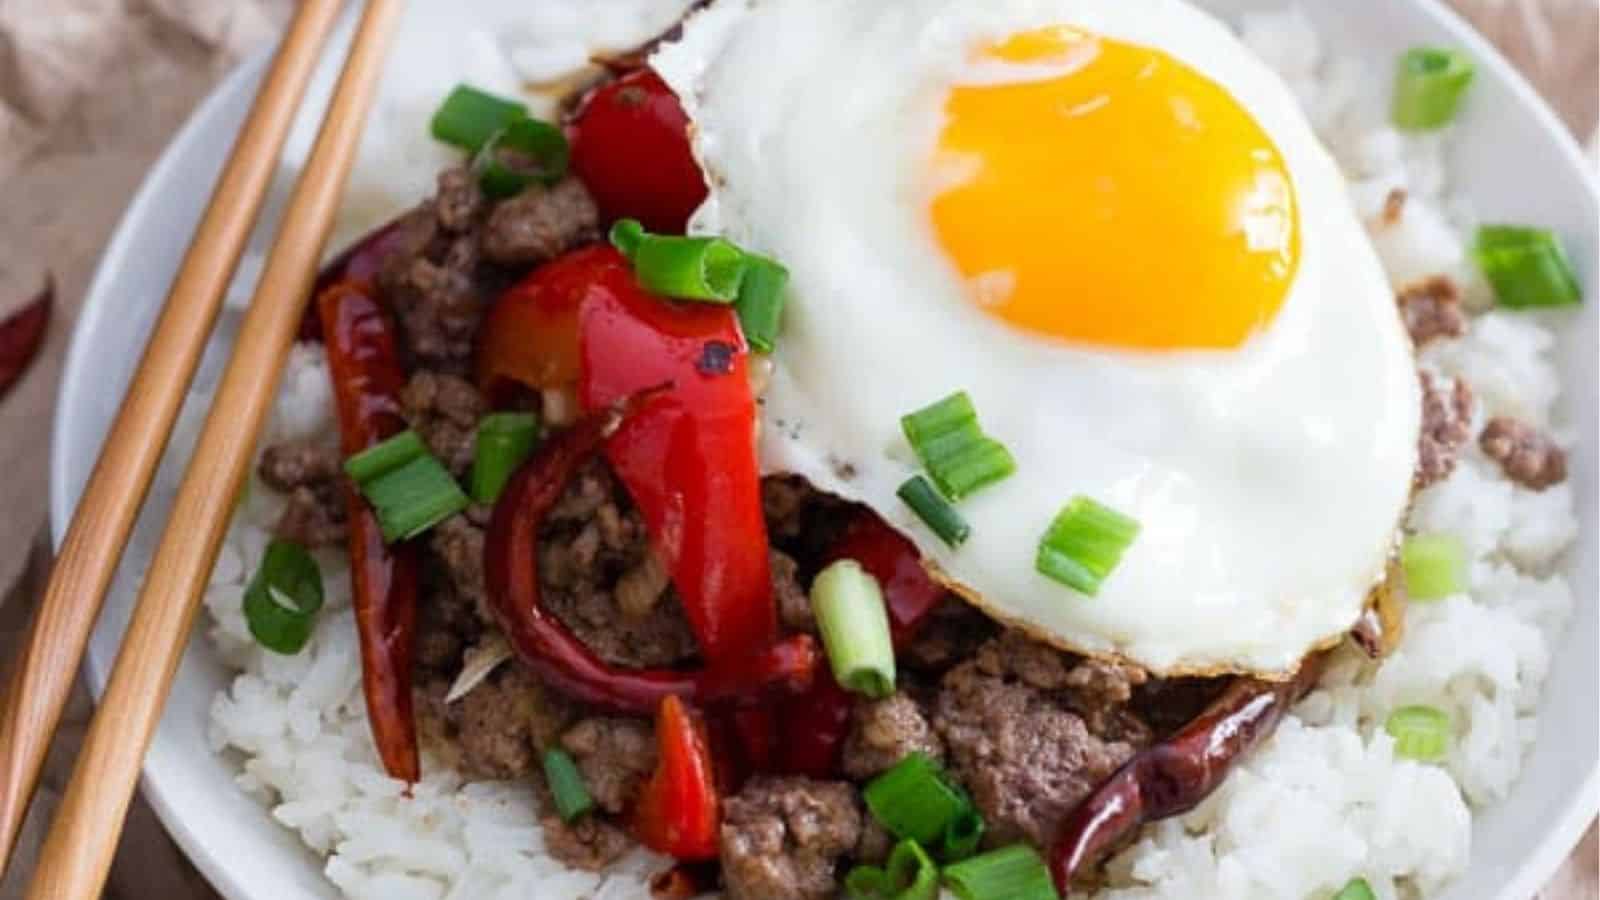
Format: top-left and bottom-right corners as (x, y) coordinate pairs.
(475, 246), (614, 401)
(0, 274), (51, 401)
(318, 279), (421, 783)
(1048, 654), (1327, 893)
(634, 695), (721, 861)
(483, 392), (818, 713)
(568, 69), (708, 234)
(576, 247), (777, 666)
(776, 512), (950, 776)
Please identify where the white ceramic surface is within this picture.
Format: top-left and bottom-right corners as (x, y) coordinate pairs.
(49, 2), (1598, 899)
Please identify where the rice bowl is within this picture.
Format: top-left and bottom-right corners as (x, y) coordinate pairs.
(50, 2), (1598, 899)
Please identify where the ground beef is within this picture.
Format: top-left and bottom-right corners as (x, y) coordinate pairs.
(256, 439), (346, 548)
(1397, 275), (1467, 347)
(415, 577), (484, 671)
(434, 166), (484, 233)
(854, 817), (893, 865)
(428, 514), (489, 626)
(419, 664), (575, 780)
(900, 598), (995, 674)
(540, 814), (633, 871)
(719, 776), (862, 900)
(1061, 657), (1153, 746)
(1480, 416), (1567, 490)
(379, 199), (484, 371)
(481, 177), (600, 266)
(934, 641), (1139, 847)
(539, 461), (698, 668)
(259, 440), (342, 490)
(560, 717), (657, 814)
(401, 371), (486, 478)
(1416, 371), (1474, 489)
(771, 549), (813, 633)
(841, 692), (943, 780)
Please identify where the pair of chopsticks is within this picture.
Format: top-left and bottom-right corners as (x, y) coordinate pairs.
(0, 0), (402, 895)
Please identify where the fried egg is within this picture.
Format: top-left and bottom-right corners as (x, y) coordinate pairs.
(653, 0), (1421, 676)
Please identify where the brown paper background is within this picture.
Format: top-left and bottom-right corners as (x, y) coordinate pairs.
(0, 1), (1593, 898)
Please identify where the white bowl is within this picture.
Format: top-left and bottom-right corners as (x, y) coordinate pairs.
(50, 2), (1597, 898)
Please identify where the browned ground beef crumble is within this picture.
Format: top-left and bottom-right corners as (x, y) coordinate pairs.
(251, 127), (1571, 892)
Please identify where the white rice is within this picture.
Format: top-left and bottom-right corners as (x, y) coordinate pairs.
(197, 6), (1580, 899)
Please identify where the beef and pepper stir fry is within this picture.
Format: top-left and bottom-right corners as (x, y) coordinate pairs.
(241, 41), (1568, 900)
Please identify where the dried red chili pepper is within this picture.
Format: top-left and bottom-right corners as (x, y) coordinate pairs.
(298, 217), (409, 341)
(634, 695), (721, 861)
(1048, 654), (1327, 892)
(0, 275), (52, 401)
(483, 393), (818, 713)
(318, 279), (421, 783)
(776, 512), (950, 777)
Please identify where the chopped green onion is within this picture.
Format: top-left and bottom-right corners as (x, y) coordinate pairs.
(844, 840), (940, 900)
(475, 116), (569, 197)
(344, 429), (426, 484)
(608, 218), (747, 303)
(734, 254), (789, 353)
(1333, 878), (1378, 900)
(943, 844), (1059, 900)
(897, 476), (970, 548)
(931, 438), (1016, 500)
(346, 430), (470, 543)
(470, 412), (541, 504)
(243, 540), (324, 655)
(1473, 225), (1583, 309)
(941, 808), (985, 862)
(900, 392), (1014, 499)
(1385, 705), (1451, 762)
(1392, 48), (1475, 130)
(863, 753), (971, 847)
(609, 218), (646, 256)
(901, 392), (979, 449)
(1400, 533), (1467, 601)
(430, 84), (528, 154)
(811, 559), (896, 698)
(541, 748), (595, 821)
(1035, 496), (1141, 596)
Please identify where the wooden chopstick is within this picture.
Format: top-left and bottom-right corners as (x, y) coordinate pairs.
(23, 2), (402, 896)
(0, 0), (344, 878)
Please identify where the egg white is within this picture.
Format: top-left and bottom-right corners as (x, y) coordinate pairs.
(654, 0), (1420, 676)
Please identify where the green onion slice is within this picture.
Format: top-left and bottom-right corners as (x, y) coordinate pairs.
(734, 254), (789, 353)
(897, 476), (971, 548)
(1035, 496), (1141, 596)
(900, 392), (1015, 499)
(471, 412), (541, 505)
(430, 84), (529, 154)
(1333, 878), (1378, 900)
(1473, 225), (1583, 309)
(346, 430), (470, 543)
(1392, 47), (1475, 131)
(811, 559), (896, 698)
(541, 748), (595, 821)
(475, 116), (570, 198)
(1385, 705), (1451, 762)
(943, 844), (1059, 900)
(344, 429), (426, 484)
(243, 540), (324, 655)
(863, 753), (971, 847)
(941, 808), (985, 862)
(609, 218), (748, 303)
(844, 840), (940, 900)
(1400, 532), (1467, 601)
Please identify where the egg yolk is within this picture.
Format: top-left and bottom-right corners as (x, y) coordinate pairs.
(931, 27), (1299, 350)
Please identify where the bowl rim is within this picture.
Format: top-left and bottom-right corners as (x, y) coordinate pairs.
(48, 1), (1599, 898)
